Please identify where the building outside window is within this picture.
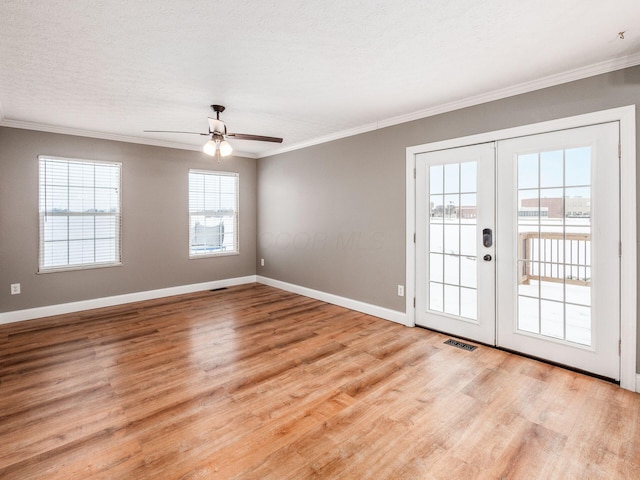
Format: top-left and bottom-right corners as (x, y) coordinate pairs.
(38, 156), (122, 272)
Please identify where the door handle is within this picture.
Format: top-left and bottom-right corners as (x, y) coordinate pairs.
(482, 228), (493, 248)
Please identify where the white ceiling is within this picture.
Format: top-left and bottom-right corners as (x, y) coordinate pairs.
(1, 0), (639, 158)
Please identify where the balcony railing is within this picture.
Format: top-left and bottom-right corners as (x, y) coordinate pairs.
(518, 232), (591, 286)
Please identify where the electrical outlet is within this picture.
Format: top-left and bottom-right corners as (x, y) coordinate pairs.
(397, 285), (404, 297)
(261, 258), (265, 267)
(10, 283), (21, 295)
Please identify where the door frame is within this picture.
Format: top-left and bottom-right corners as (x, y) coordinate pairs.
(405, 105), (637, 392)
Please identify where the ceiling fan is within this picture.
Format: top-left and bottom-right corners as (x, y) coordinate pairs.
(145, 105), (283, 160)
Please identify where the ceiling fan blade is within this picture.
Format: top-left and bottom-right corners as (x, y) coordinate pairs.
(144, 130), (209, 136)
(226, 133), (283, 143)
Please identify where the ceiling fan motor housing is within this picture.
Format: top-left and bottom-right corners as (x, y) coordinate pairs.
(208, 105), (227, 134)
(208, 118), (226, 135)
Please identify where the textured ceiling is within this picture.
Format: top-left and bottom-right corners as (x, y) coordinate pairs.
(1, 0), (639, 158)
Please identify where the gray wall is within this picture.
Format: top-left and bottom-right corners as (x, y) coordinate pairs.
(0, 128), (257, 312)
(256, 65), (640, 371)
(1, 67), (638, 371)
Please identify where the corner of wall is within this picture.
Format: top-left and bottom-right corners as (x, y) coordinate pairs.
(256, 275), (409, 327)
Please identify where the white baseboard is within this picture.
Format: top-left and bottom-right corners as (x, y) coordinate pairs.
(0, 275), (257, 325)
(636, 374), (640, 393)
(1, 274), (409, 328)
(3, 274), (634, 385)
(256, 276), (409, 327)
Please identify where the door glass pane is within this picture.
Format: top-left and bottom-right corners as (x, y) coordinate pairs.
(427, 160), (478, 321)
(444, 225), (460, 254)
(460, 256), (476, 288)
(443, 254), (459, 285)
(518, 296), (539, 333)
(517, 261), (538, 297)
(518, 153), (538, 189)
(460, 162), (477, 192)
(444, 194), (459, 220)
(515, 147), (592, 345)
(566, 304), (591, 346)
(460, 193), (476, 213)
(460, 288), (477, 320)
(430, 253), (443, 283)
(430, 282), (443, 311)
(444, 163), (459, 193)
(541, 300), (564, 339)
(460, 225), (476, 256)
(444, 285), (460, 316)
(540, 265), (564, 301)
(565, 187), (590, 225)
(566, 282), (590, 307)
(518, 190), (540, 221)
(430, 224), (443, 253)
(430, 165), (444, 194)
(565, 147), (590, 187)
(540, 150), (563, 188)
(430, 195), (444, 223)
(539, 188), (563, 226)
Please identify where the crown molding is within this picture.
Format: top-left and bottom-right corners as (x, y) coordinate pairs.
(258, 52), (640, 158)
(0, 119), (258, 159)
(2, 52), (639, 161)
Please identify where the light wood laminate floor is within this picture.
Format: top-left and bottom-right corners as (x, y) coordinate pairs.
(1, 283), (638, 479)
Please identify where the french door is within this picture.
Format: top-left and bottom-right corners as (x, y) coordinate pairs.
(496, 123), (619, 379)
(415, 123), (620, 379)
(415, 143), (496, 345)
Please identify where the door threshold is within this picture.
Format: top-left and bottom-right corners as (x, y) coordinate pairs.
(496, 346), (619, 385)
(415, 325), (619, 385)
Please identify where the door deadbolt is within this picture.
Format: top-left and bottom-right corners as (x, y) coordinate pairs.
(483, 254), (492, 261)
(482, 228), (493, 248)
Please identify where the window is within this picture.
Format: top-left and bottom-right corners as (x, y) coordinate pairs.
(38, 156), (122, 272)
(189, 170), (238, 257)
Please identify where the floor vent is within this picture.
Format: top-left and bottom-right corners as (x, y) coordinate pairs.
(209, 287), (228, 292)
(444, 339), (477, 351)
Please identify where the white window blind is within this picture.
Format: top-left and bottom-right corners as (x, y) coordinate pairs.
(38, 156), (122, 272)
(189, 170), (238, 257)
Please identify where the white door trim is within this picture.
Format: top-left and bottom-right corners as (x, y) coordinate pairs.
(406, 105), (636, 391)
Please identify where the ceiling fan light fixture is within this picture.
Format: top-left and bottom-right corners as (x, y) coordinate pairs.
(219, 140), (233, 157)
(146, 105), (283, 157)
(203, 139), (218, 156)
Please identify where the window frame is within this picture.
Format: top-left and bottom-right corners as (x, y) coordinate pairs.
(188, 169), (239, 259)
(38, 155), (123, 273)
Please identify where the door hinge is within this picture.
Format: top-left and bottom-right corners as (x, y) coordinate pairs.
(618, 143), (621, 159)
(619, 339), (622, 355)
(413, 232), (416, 243)
(619, 241), (622, 257)
(413, 297), (416, 308)
(413, 167), (416, 179)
